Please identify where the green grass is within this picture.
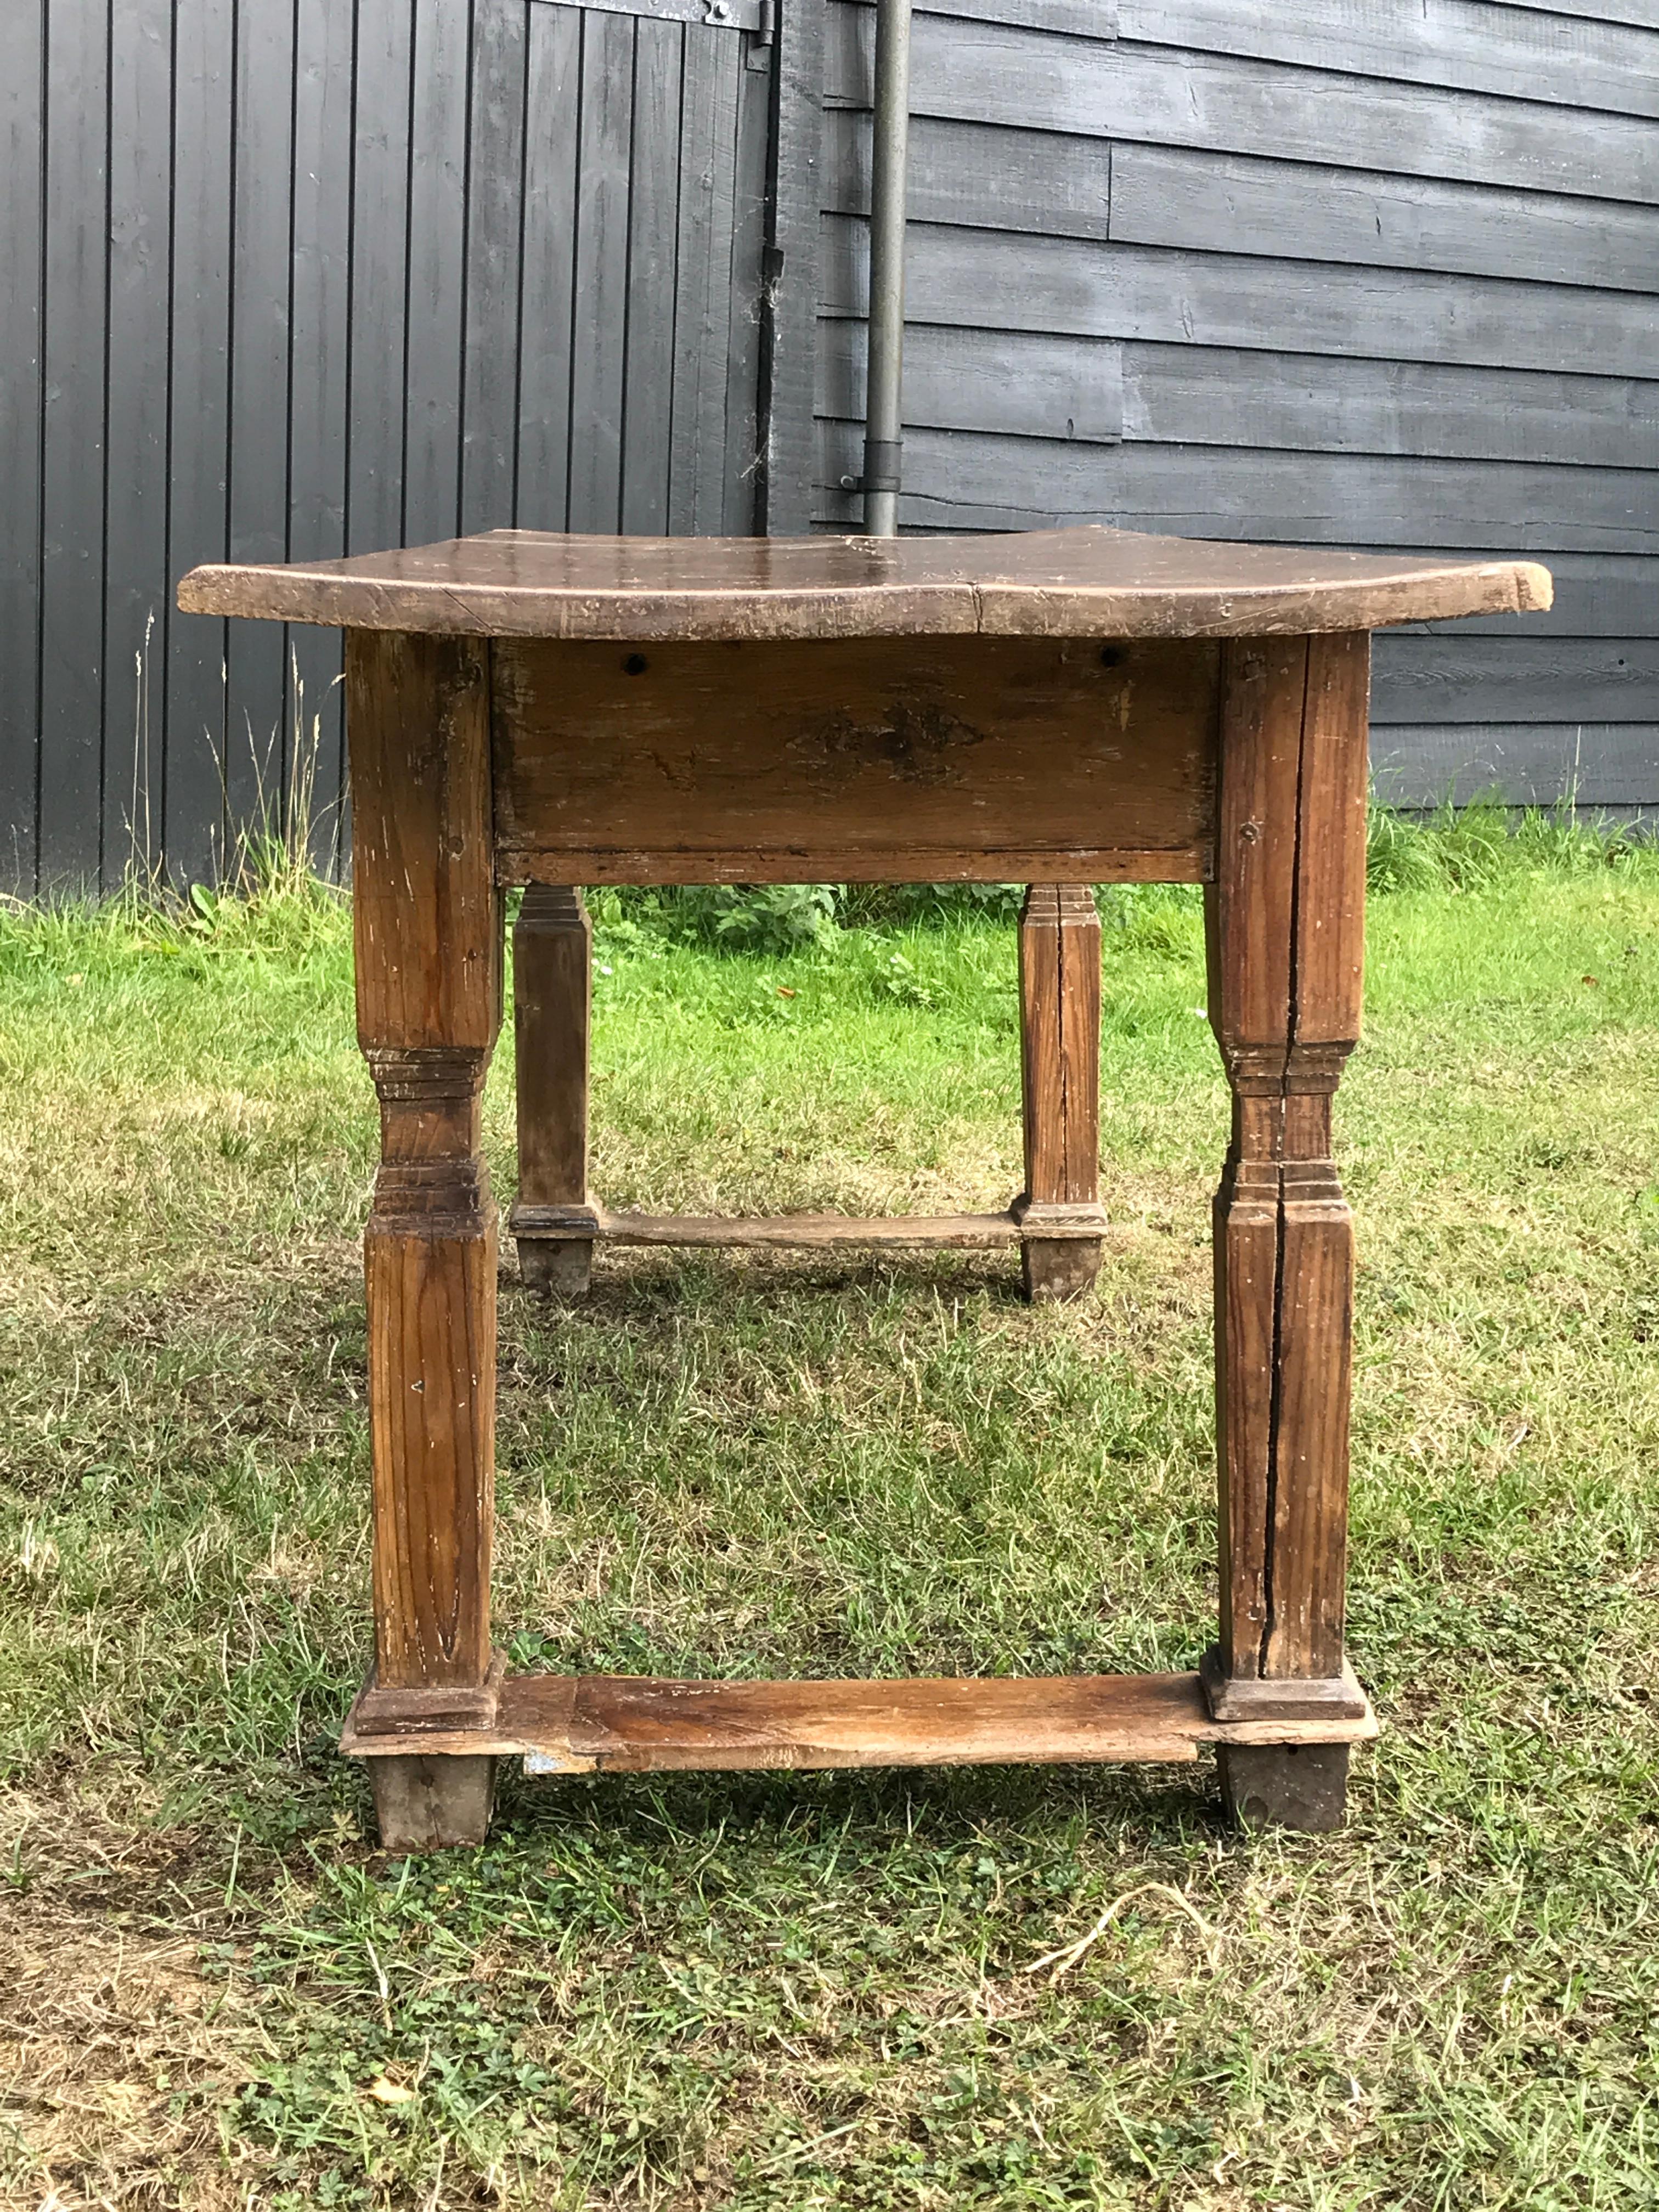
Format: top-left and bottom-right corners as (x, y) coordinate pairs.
(1, 821), (1657, 2210)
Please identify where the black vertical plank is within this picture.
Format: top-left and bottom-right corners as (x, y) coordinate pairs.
(164, 0), (234, 889)
(404, 0), (471, 546)
(288, 0), (353, 871)
(620, 17), (681, 535)
(723, 40), (771, 534)
(517, 0), (580, 531)
(569, 9), (634, 533)
(669, 29), (739, 534)
(0, 2), (46, 895)
(290, 0), (353, 569)
(461, 0), (528, 536)
(757, 0), (825, 535)
(224, 0), (295, 845)
(36, 0), (108, 894)
(347, 0), (412, 555)
(101, 0), (173, 887)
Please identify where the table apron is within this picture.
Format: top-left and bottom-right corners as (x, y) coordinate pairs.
(490, 633), (1222, 885)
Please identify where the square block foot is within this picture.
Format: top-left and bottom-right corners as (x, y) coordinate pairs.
(519, 1238), (594, 1296)
(1022, 1238), (1103, 1302)
(370, 1753), (498, 1851)
(1217, 1742), (1350, 1833)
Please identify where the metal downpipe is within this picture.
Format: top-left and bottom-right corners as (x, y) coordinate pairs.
(862, 0), (912, 538)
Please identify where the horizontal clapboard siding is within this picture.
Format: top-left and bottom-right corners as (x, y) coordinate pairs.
(1372, 640), (1659, 725)
(816, 422), (1659, 551)
(819, 323), (1124, 442)
(3, 0), (769, 897)
(870, 0), (1116, 28)
(823, 16), (1659, 202)
(821, 221), (1659, 379)
(815, 0), (1659, 810)
(825, 116), (1659, 292)
(1512, 1), (1659, 28)
(1120, 349), (1659, 471)
(1372, 726), (1659, 809)
(1118, 0), (1659, 119)
(1108, 146), (1659, 294)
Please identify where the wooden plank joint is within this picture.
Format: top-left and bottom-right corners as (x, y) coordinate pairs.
(510, 1201), (605, 1239)
(1198, 1647), (1369, 1725)
(351, 1650), (507, 1739)
(1011, 1195), (1109, 1240)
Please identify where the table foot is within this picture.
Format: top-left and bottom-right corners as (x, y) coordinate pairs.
(1217, 1742), (1350, 1833)
(521, 1235), (594, 1295)
(370, 1753), (498, 1852)
(1023, 1237), (1103, 1302)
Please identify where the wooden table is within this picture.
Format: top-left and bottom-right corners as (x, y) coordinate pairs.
(511, 875), (1111, 1305)
(179, 526), (1550, 1851)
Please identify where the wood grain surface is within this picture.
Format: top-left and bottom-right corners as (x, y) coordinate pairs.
(349, 633), (501, 1053)
(513, 887), (591, 1209)
(178, 523), (1550, 641)
(492, 632), (1218, 884)
(514, 1209), (1029, 1248)
(341, 1668), (1380, 1768)
(1206, 631), (1368, 1707)
(1019, 885), (1105, 1300)
(512, 885), (596, 1294)
(349, 631), (503, 1702)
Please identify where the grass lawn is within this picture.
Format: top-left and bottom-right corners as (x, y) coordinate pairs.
(1, 826), (1656, 2210)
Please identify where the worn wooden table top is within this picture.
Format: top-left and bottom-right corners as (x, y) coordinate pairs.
(179, 524), (1552, 643)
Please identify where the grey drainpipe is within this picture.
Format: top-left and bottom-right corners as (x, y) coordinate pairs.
(862, 0), (912, 537)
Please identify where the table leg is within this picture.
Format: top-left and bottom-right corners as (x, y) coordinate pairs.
(1204, 633), (1371, 1830)
(346, 631), (504, 1850)
(513, 885), (597, 1295)
(1019, 885), (1104, 1301)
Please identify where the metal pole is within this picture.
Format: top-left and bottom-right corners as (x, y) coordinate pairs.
(862, 0), (912, 537)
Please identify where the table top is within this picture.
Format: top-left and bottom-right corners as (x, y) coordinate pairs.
(178, 525), (1550, 644)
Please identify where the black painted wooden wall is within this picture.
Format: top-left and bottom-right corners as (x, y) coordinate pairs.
(3, 0), (1655, 899)
(0, 0), (815, 896)
(813, 0), (1659, 816)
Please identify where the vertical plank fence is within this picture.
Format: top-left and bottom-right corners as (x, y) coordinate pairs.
(1, 0), (776, 897)
(816, 0), (1659, 816)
